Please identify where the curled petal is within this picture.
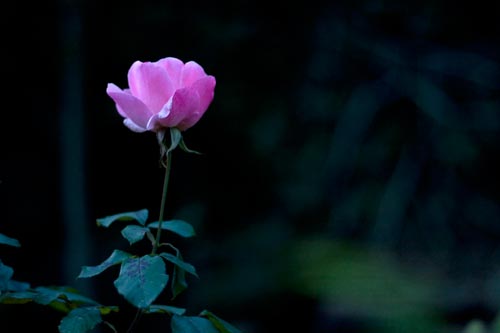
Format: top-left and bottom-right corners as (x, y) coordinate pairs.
(124, 119), (147, 132)
(156, 57), (184, 88)
(176, 77), (216, 130)
(106, 83), (153, 129)
(181, 61), (207, 87)
(106, 84), (128, 118)
(155, 88), (200, 129)
(146, 99), (172, 131)
(127, 61), (175, 112)
(191, 76), (216, 114)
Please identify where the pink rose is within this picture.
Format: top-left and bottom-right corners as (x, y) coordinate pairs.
(107, 57), (216, 132)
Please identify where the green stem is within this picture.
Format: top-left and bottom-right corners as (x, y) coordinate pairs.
(152, 150), (172, 255)
(126, 308), (142, 333)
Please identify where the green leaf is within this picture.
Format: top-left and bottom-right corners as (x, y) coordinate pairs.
(0, 260), (14, 291)
(121, 225), (150, 245)
(79, 250), (133, 278)
(96, 209), (149, 227)
(97, 305), (119, 315)
(171, 315), (219, 333)
(148, 220), (196, 238)
(0, 290), (37, 304)
(34, 286), (99, 305)
(161, 245), (188, 299)
(146, 304), (186, 316)
(200, 310), (243, 333)
(160, 250), (197, 299)
(58, 307), (102, 333)
(171, 260), (188, 299)
(114, 255), (168, 309)
(159, 253), (198, 278)
(179, 137), (202, 155)
(33, 286), (100, 308)
(0, 233), (20, 247)
(7, 279), (30, 292)
(167, 127), (183, 154)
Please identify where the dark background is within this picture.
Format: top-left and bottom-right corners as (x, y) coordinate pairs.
(2, 0), (500, 332)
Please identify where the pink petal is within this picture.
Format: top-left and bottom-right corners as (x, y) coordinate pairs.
(176, 115), (199, 131)
(181, 61), (207, 87)
(155, 88), (200, 129)
(191, 76), (216, 114)
(123, 119), (147, 132)
(106, 83), (128, 118)
(156, 57), (184, 88)
(145, 99), (173, 131)
(127, 61), (175, 113)
(176, 76), (216, 130)
(106, 83), (153, 129)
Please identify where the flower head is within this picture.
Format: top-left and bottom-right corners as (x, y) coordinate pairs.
(107, 57), (216, 132)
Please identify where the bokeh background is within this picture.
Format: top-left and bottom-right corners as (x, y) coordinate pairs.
(2, 0), (500, 332)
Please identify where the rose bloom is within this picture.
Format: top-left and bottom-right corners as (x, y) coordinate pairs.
(107, 57), (216, 132)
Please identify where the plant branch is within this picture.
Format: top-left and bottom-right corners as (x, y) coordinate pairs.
(152, 150), (172, 255)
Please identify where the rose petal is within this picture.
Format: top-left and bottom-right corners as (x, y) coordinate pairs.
(127, 61), (175, 113)
(107, 57), (215, 133)
(191, 76), (216, 114)
(181, 61), (207, 87)
(124, 118), (147, 132)
(146, 98), (172, 131)
(156, 57), (184, 88)
(176, 113), (201, 131)
(106, 83), (153, 128)
(106, 83), (128, 118)
(155, 88), (200, 129)
(176, 76), (216, 130)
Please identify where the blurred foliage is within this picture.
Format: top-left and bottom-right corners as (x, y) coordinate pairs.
(2, 0), (500, 332)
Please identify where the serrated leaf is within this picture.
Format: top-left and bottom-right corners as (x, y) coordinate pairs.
(0, 233), (20, 247)
(58, 307), (102, 333)
(159, 253), (198, 278)
(171, 315), (219, 333)
(200, 310), (243, 333)
(96, 209), (149, 227)
(79, 250), (133, 278)
(146, 304), (186, 315)
(114, 255), (168, 309)
(148, 220), (196, 238)
(121, 225), (150, 245)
